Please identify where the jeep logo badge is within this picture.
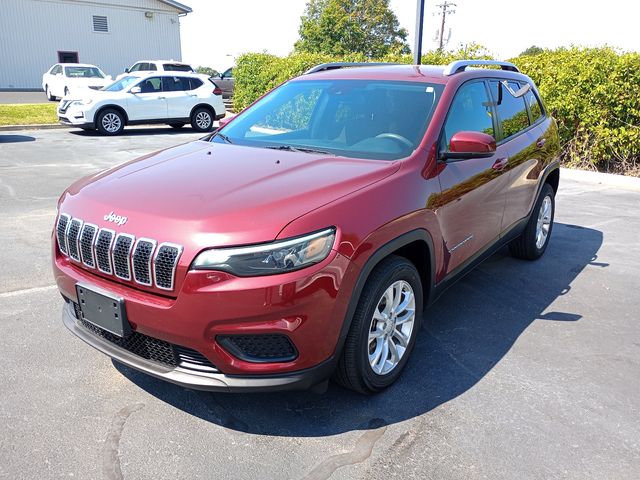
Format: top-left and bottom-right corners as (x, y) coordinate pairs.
(104, 211), (128, 226)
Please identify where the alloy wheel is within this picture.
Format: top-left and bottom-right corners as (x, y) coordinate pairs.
(102, 113), (121, 133)
(195, 111), (211, 129)
(536, 195), (553, 249)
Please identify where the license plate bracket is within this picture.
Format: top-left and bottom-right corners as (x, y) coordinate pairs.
(75, 284), (131, 338)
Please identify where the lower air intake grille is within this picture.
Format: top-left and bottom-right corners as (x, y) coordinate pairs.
(71, 302), (218, 372)
(217, 334), (298, 363)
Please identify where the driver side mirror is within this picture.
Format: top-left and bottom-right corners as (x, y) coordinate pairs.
(130, 86), (141, 94)
(441, 131), (496, 161)
(124, 68), (130, 73)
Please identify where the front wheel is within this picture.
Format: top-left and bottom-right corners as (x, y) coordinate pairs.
(509, 183), (555, 260)
(96, 109), (125, 135)
(45, 85), (55, 101)
(334, 255), (423, 394)
(190, 107), (214, 132)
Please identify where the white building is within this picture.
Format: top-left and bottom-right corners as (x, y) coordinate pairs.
(0, 0), (192, 89)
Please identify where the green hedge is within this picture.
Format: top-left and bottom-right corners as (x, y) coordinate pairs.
(234, 46), (640, 175)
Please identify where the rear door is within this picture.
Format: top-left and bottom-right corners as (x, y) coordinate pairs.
(162, 76), (200, 118)
(488, 80), (546, 231)
(436, 80), (511, 275)
(126, 76), (167, 121)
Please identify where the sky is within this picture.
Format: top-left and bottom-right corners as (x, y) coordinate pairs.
(179, 0), (640, 71)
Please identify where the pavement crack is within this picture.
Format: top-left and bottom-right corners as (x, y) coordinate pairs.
(102, 403), (144, 480)
(301, 419), (387, 480)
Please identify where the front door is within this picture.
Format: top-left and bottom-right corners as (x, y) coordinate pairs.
(126, 77), (167, 121)
(434, 80), (511, 275)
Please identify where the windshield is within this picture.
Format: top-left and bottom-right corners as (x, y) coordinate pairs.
(213, 79), (443, 160)
(65, 66), (104, 78)
(104, 76), (140, 92)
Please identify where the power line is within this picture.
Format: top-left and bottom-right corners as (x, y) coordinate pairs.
(435, 1), (456, 51)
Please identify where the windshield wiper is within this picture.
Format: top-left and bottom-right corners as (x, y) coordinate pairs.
(213, 132), (233, 144)
(264, 145), (333, 155)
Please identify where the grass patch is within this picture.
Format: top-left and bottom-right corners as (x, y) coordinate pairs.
(0, 103), (58, 126)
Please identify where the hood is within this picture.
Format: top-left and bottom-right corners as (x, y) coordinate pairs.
(61, 141), (399, 250)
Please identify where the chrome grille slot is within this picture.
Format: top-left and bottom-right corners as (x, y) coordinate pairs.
(154, 243), (182, 291)
(56, 213), (182, 291)
(132, 239), (156, 286)
(95, 229), (115, 274)
(56, 214), (71, 255)
(112, 234), (134, 280)
(80, 224), (98, 268)
(67, 218), (83, 262)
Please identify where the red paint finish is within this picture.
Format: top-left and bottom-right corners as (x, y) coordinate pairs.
(52, 64), (559, 387)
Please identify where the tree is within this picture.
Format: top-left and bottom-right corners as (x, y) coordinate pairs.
(195, 66), (219, 77)
(295, 0), (409, 58)
(520, 45), (544, 57)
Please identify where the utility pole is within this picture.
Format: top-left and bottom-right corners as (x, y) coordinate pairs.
(435, 1), (456, 51)
(414, 0), (425, 65)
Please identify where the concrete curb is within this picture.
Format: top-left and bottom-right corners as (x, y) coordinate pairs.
(0, 123), (68, 132)
(561, 168), (640, 192)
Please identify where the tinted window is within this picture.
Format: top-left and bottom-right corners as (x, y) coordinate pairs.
(443, 81), (494, 149)
(222, 68), (233, 78)
(216, 79), (443, 160)
(51, 65), (62, 74)
(189, 78), (203, 90)
(163, 63), (192, 72)
(162, 76), (192, 91)
(147, 63), (157, 71)
(490, 80), (530, 139)
(64, 66), (104, 78)
(129, 63), (143, 72)
(138, 77), (162, 93)
(524, 89), (543, 123)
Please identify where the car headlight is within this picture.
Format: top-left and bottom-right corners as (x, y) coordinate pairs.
(192, 228), (336, 276)
(71, 99), (93, 106)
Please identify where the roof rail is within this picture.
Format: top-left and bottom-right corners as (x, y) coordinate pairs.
(443, 60), (519, 76)
(304, 62), (399, 75)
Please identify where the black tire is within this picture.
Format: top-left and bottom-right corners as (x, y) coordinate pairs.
(169, 123), (186, 129)
(334, 255), (423, 394)
(190, 107), (214, 132)
(45, 86), (55, 101)
(509, 183), (555, 260)
(96, 108), (125, 136)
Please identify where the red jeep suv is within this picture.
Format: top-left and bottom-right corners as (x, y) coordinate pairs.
(52, 60), (560, 394)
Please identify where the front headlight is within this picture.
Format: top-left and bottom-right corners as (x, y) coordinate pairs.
(71, 99), (93, 106)
(192, 228), (336, 276)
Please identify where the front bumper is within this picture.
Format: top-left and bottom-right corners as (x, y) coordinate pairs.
(62, 302), (335, 392)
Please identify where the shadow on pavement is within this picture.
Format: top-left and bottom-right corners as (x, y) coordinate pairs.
(69, 126), (207, 137)
(116, 222), (604, 437)
(0, 134), (36, 143)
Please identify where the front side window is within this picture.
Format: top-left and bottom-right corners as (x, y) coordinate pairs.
(64, 66), (104, 78)
(51, 65), (62, 75)
(213, 79), (443, 160)
(137, 77), (162, 93)
(442, 81), (494, 150)
(489, 80), (530, 139)
(129, 63), (142, 72)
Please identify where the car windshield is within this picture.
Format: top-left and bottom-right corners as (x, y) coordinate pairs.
(103, 76), (140, 92)
(212, 79), (443, 160)
(65, 66), (104, 78)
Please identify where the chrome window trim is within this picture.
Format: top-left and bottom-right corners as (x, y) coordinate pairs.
(132, 237), (157, 287)
(111, 233), (135, 281)
(56, 213), (71, 256)
(153, 242), (183, 291)
(67, 218), (84, 263)
(80, 223), (98, 269)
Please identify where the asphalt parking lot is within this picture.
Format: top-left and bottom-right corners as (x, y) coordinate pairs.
(1, 128), (639, 480)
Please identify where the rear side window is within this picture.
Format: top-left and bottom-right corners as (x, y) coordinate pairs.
(524, 89), (543, 123)
(442, 81), (494, 150)
(163, 63), (192, 72)
(188, 78), (203, 90)
(162, 76), (190, 91)
(489, 81), (530, 139)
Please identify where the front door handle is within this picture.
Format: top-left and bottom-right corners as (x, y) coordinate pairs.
(492, 157), (508, 170)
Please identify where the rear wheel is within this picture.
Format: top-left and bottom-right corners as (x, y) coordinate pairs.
(45, 85), (55, 101)
(96, 109), (125, 136)
(169, 123), (185, 130)
(334, 255), (422, 394)
(509, 183), (555, 260)
(190, 107), (214, 132)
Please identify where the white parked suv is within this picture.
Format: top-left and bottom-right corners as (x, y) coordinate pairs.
(115, 60), (194, 80)
(57, 72), (225, 135)
(42, 64), (112, 100)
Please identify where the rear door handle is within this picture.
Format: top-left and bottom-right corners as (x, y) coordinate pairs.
(189, 94), (198, 97)
(536, 138), (547, 148)
(158, 96), (166, 99)
(492, 158), (508, 170)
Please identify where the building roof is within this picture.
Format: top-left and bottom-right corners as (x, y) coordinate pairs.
(158, 0), (192, 14)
